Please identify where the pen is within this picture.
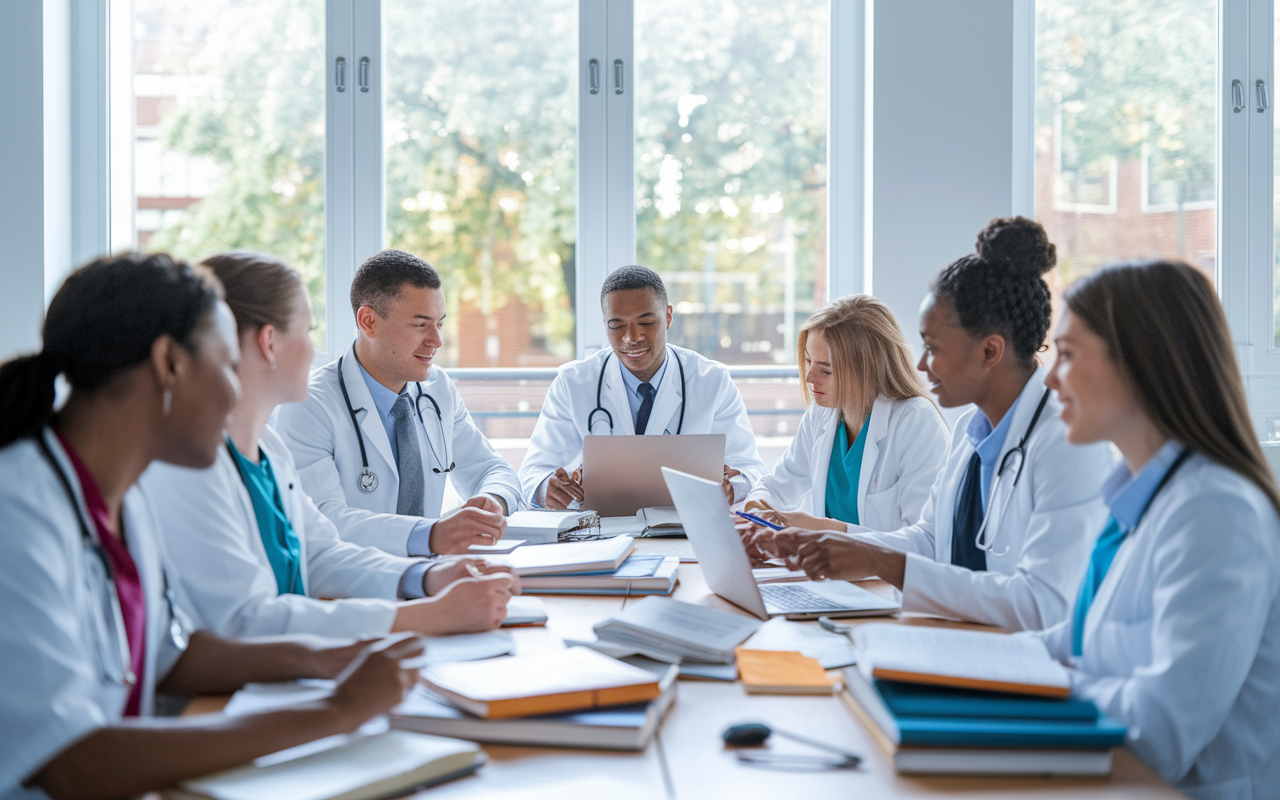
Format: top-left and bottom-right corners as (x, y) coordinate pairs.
(735, 510), (783, 531)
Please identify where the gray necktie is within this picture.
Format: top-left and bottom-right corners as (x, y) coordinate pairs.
(392, 393), (424, 517)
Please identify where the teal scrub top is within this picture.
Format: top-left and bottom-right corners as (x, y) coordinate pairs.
(227, 439), (304, 596)
(824, 412), (871, 525)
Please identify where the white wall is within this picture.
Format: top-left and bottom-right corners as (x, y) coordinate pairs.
(865, 0), (1017, 354)
(0, 2), (55, 362)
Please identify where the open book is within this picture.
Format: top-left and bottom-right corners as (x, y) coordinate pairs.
(853, 624), (1071, 699)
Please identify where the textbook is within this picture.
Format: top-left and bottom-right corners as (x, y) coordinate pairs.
(734, 648), (834, 695)
(163, 731), (484, 800)
(392, 662), (678, 750)
(842, 666), (1126, 751)
(501, 595), (549, 626)
(420, 646), (663, 719)
(519, 554), (679, 596)
(496, 536), (636, 577)
(504, 510), (600, 544)
(592, 596), (763, 664)
(853, 623), (1072, 699)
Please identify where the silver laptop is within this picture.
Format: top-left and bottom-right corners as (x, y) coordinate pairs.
(662, 467), (900, 621)
(582, 434), (725, 517)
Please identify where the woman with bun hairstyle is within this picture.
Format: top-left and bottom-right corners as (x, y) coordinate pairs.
(762, 217), (1117, 631)
(741, 294), (948, 532)
(142, 251), (519, 639)
(0, 254), (426, 800)
(1038, 259), (1280, 798)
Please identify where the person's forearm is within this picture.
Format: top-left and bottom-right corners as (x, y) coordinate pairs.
(34, 700), (361, 800)
(868, 546), (907, 590)
(158, 631), (339, 696)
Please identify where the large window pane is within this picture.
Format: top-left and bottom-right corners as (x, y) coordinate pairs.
(635, 0), (828, 366)
(1035, 0), (1216, 306)
(128, 0), (327, 347)
(384, 0), (577, 369)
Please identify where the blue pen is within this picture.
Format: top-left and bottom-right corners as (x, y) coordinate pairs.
(735, 510), (784, 531)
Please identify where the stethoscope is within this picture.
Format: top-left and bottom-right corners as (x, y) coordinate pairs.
(588, 348), (687, 435)
(337, 354), (454, 494)
(973, 388), (1052, 557)
(36, 432), (191, 689)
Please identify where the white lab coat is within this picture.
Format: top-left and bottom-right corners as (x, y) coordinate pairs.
(744, 396), (948, 531)
(276, 345), (522, 556)
(142, 425), (425, 639)
(518, 344), (767, 506)
(0, 430), (185, 800)
(851, 369), (1117, 631)
(1037, 455), (1280, 800)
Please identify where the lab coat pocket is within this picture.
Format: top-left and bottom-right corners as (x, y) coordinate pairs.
(1088, 618), (1154, 674)
(861, 482), (902, 530)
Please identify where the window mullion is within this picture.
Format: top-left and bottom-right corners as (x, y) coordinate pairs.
(577, 0), (609, 358)
(325, 0), (357, 356)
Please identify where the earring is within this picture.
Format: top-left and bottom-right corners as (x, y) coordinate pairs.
(270, 362), (278, 372)
(162, 387), (172, 418)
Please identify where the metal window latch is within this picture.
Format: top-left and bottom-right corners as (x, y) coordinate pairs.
(614, 59), (624, 95)
(359, 57), (370, 93)
(1258, 79), (1271, 113)
(1232, 79), (1245, 112)
(589, 59), (600, 94)
(335, 57), (346, 92)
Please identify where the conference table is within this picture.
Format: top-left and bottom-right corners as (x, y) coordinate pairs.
(185, 558), (1184, 799)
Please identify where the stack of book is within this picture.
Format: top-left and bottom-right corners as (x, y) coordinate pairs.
(592, 597), (763, 664)
(840, 624), (1128, 776)
(392, 646), (679, 751)
(491, 536), (679, 597)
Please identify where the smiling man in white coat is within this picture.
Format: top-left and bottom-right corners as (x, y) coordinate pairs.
(521, 265), (765, 509)
(276, 249), (521, 556)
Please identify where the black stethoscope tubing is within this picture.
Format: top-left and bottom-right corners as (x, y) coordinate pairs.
(588, 348), (687, 435)
(337, 355), (454, 488)
(993, 388), (1053, 487)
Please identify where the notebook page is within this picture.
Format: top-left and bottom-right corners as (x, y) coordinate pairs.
(497, 536), (635, 573)
(604, 597), (762, 651)
(854, 624), (1070, 691)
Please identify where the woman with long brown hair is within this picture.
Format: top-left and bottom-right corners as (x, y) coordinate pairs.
(742, 294), (948, 532)
(1040, 258), (1280, 797)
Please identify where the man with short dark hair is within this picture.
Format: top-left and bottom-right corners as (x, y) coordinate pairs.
(277, 249), (521, 557)
(520, 265), (765, 508)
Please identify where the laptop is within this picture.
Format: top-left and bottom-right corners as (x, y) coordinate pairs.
(661, 467), (900, 621)
(582, 434), (725, 517)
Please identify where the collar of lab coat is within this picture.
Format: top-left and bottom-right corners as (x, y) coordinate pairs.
(219, 433), (311, 596)
(339, 344), (398, 479)
(985, 367), (1051, 508)
(602, 345), (683, 435)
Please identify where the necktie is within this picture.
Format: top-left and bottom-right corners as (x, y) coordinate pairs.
(391, 393), (425, 516)
(950, 451), (988, 571)
(635, 382), (656, 435)
(1072, 515), (1125, 656)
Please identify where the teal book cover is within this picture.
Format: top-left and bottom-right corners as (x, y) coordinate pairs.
(874, 679), (1100, 722)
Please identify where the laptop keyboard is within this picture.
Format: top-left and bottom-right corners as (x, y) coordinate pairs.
(760, 583), (849, 613)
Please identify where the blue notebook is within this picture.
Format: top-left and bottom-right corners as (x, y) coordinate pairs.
(875, 679), (1100, 722)
(844, 667), (1126, 750)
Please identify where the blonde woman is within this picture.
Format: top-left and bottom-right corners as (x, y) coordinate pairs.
(743, 295), (948, 532)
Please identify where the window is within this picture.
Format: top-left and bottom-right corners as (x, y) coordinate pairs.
(1035, 0), (1217, 294)
(125, 0), (328, 347)
(635, 0), (828, 366)
(384, 0), (577, 369)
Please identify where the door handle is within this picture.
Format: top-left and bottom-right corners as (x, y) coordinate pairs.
(589, 59), (600, 94)
(614, 59), (624, 95)
(1232, 79), (1245, 112)
(335, 57), (346, 93)
(1258, 79), (1271, 113)
(359, 56), (370, 93)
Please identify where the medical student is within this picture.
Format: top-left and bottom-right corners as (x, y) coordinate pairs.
(0, 254), (426, 800)
(276, 249), (522, 557)
(1039, 259), (1280, 799)
(764, 217), (1116, 631)
(742, 294), (948, 532)
(143, 252), (518, 640)
(520, 265), (766, 509)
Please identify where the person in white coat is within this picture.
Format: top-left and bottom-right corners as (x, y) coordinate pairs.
(742, 294), (948, 532)
(276, 249), (522, 557)
(0, 254), (423, 800)
(1039, 258), (1280, 800)
(144, 252), (518, 640)
(762, 217), (1116, 631)
(521, 265), (766, 509)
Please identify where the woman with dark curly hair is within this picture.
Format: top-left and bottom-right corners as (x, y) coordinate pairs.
(764, 217), (1118, 631)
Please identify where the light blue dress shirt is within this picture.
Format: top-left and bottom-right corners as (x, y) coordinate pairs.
(965, 394), (1022, 513)
(357, 359), (436, 565)
(618, 349), (670, 430)
(1071, 441), (1186, 656)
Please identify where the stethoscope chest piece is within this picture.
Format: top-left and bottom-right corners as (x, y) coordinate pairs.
(358, 468), (378, 493)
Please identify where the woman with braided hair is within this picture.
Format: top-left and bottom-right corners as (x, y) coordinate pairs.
(762, 217), (1118, 631)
